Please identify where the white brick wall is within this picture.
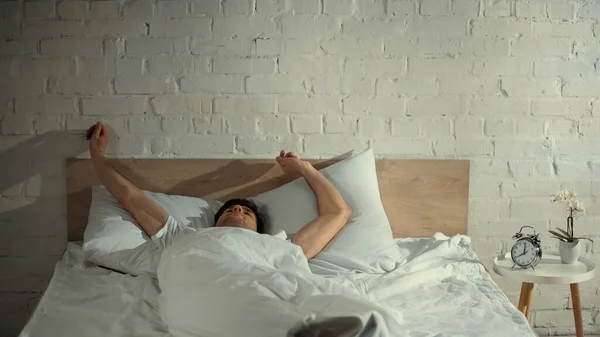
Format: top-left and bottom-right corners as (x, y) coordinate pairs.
(1, 1), (599, 336)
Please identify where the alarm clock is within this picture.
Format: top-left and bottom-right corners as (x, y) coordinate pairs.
(510, 226), (542, 270)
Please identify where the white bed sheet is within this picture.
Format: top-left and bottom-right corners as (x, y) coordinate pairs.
(20, 236), (534, 337)
(357, 234), (535, 336)
(19, 242), (169, 337)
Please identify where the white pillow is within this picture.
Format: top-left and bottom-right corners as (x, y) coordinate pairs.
(251, 148), (402, 273)
(83, 186), (223, 276)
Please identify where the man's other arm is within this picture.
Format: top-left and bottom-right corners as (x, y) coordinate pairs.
(284, 157), (351, 259)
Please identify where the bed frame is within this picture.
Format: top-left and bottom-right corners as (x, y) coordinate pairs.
(66, 157), (470, 241)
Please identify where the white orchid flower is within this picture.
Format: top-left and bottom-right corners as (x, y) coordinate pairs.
(573, 200), (585, 212)
(553, 189), (568, 202)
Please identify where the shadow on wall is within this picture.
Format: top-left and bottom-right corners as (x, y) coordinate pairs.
(67, 147), (345, 239)
(163, 158), (342, 200)
(0, 130), (88, 335)
(163, 158), (341, 234)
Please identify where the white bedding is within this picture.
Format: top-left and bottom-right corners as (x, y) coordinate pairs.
(21, 234), (535, 337)
(19, 242), (169, 337)
(158, 229), (535, 337)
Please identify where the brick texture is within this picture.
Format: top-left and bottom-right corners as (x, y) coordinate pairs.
(1, 1), (600, 336)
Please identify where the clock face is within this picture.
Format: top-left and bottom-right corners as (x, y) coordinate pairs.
(511, 240), (537, 266)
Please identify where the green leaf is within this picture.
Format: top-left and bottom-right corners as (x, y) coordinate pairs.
(550, 237), (568, 242)
(549, 230), (569, 240)
(572, 237), (594, 242)
(549, 229), (569, 239)
(556, 228), (572, 238)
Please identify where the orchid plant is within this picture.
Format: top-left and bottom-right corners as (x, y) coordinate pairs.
(548, 189), (593, 243)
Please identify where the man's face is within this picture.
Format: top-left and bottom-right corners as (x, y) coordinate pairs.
(215, 204), (258, 232)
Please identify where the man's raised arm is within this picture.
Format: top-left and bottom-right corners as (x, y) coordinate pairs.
(276, 151), (351, 259)
(89, 122), (168, 236)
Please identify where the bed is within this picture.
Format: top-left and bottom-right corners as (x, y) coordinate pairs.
(20, 156), (536, 337)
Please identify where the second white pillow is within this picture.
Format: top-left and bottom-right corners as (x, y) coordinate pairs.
(251, 148), (401, 273)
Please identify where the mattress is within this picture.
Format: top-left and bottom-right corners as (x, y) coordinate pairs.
(20, 236), (535, 337)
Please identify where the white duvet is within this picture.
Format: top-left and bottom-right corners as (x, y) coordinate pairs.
(20, 243), (168, 337)
(157, 228), (535, 337)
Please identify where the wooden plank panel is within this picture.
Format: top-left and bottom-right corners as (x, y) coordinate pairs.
(67, 158), (469, 241)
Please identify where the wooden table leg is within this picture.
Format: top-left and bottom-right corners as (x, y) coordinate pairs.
(570, 283), (584, 337)
(518, 282), (534, 319)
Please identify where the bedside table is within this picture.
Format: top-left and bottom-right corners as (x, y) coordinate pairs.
(493, 252), (596, 337)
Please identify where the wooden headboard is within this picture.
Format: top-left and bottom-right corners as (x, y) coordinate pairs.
(66, 158), (470, 241)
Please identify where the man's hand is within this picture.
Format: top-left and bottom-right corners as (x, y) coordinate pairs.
(89, 122), (109, 159)
(276, 150), (310, 175)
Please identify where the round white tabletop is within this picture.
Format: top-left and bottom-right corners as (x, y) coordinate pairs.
(493, 252), (596, 284)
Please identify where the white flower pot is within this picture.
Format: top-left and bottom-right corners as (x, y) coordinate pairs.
(559, 239), (581, 264)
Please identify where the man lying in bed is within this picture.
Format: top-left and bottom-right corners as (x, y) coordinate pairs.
(87, 122), (351, 259)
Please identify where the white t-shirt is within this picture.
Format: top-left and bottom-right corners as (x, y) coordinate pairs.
(151, 216), (290, 250)
(151, 216), (194, 250)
